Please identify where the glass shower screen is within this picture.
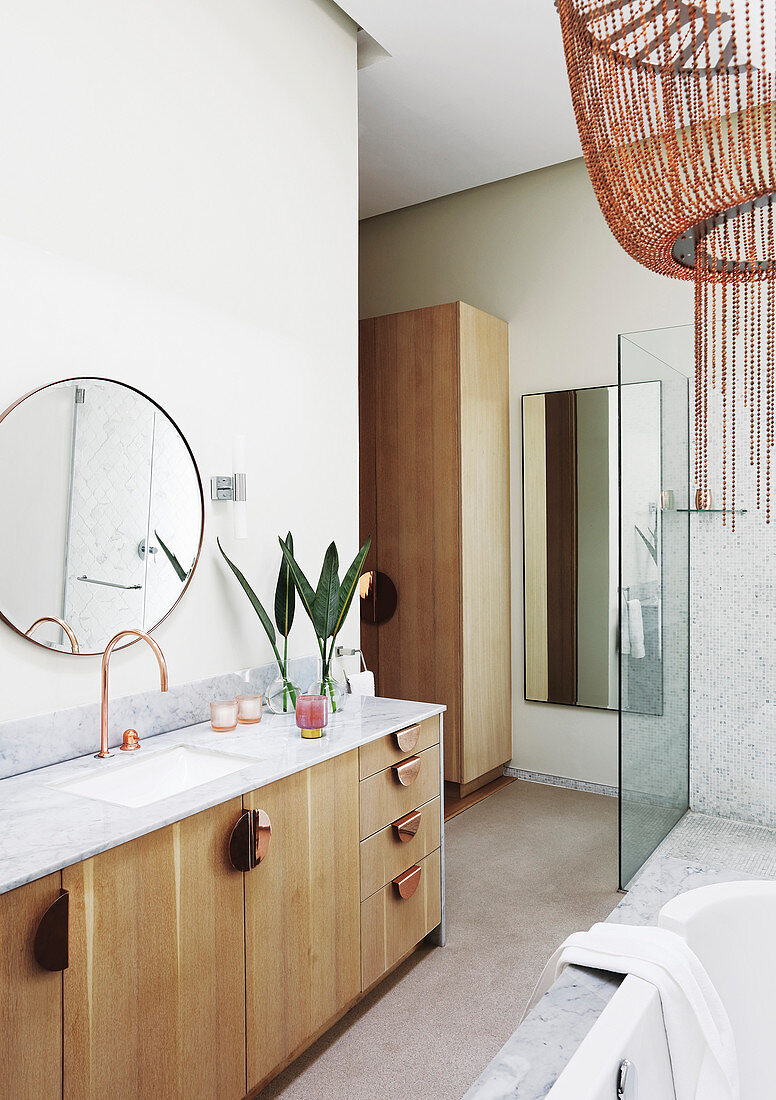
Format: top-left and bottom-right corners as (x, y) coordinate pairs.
(619, 326), (691, 888)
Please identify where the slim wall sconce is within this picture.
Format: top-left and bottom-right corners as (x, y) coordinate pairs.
(211, 434), (248, 539)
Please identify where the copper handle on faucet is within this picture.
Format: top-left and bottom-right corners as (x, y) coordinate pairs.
(393, 725), (420, 753)
(120, 729), (140, 751)
(393, 865), (422, 900)
(392, 810), (422, 843)
(391, 756), (421, 786)
(228, 809), (272, 872)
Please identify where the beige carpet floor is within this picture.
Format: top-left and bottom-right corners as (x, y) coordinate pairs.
(261, 780), (622, 1100)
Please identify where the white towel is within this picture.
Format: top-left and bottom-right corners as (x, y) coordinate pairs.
(627, 598), (645, 659)
(526, 923), (739, 1100)
(620, 592), (631, 655)
(347, 670), (375, 696)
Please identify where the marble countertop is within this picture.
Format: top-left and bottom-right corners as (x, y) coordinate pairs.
(462, 854), (757, 1100)
(0, 695), (444, 897)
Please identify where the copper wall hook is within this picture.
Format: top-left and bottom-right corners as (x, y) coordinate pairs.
(392, 810), (422, 843)
(393, 725), (420, 753)
(393, 865), (422, 900)
(391, 756), (421, 786)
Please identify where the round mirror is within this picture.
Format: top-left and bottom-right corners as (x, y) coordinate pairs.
(0, 378), (204, 655)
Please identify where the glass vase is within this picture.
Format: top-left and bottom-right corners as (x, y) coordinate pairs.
(265, 674), (301, 715)
(307, 662), (347, 716)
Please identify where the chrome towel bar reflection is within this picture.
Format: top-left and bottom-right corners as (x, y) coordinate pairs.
(77, 575), (142, 591)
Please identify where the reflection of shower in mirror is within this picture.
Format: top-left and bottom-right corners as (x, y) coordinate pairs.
(0, 378), (204, 655)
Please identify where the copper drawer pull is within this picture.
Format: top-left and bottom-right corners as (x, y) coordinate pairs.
(393, 725), (420, 753)
(392, 756), (421, 786)
(228, 809), (272, 872)
(34, 890), (69, 972)
(393, 865), (422, 900)
(392, 810), (422, 843)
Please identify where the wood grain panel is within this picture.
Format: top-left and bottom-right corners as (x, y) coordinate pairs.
(360, 848), (441, 991)
(459, 303), (512, 783)
(63, 800), (245, 1100)
(522, 393), (549, 701)
(358, 316), (379, 682)
(360, 796), (441, 900)
(359, 743), (441, 839)
(358, 715), (439, 780)
(370, 305), (462, 776)
(545, 389), (578, 705)
(244, 751), (361, 1092)
(0, 874), (62, 1099)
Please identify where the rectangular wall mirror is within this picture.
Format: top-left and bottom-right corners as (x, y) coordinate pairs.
(522, 384), (663, 714)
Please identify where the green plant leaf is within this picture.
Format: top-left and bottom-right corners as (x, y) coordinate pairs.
(274, 531), (295, 637)
(217, 538), (277, 648)
(154, 529), (188, 582)
(331, 537), (371, 641)
(278, 535), (318, 634)
(313, 542), (340, 639)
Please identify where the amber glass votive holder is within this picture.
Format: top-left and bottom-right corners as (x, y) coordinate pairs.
(236, 693), (263, 724)
(210, 699), (238, 732)
(295, 694), (328, 739)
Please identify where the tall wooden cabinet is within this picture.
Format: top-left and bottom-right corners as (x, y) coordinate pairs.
(359, 302), (512, 796)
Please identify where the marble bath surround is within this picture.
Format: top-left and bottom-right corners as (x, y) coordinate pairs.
(0, 654), (320, 782)
(0, 693), (445, 897)
(463, 855), (759, 1100)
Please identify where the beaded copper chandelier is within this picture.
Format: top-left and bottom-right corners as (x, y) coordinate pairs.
(556, 0), (776, 526)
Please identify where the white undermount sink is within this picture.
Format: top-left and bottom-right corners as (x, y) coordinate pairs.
(49, 744), (261, 809)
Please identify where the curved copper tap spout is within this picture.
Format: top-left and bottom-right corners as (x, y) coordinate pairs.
(96, 629), (168, 759)
(25, 616), (80, 654)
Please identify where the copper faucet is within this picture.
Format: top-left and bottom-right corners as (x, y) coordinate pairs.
(96, 629), (168, 759)
(25, 615), (80, 653)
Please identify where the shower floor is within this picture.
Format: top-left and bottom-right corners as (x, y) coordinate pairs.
(638, 810), (776, 881)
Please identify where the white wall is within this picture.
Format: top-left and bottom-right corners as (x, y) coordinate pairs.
(0, 0), (359, 720)
(359, 158), (691, 787)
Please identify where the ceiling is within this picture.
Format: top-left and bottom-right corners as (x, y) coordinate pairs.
(337, 1), (583, 220)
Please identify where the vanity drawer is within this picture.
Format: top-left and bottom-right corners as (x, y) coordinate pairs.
(359, 744), (440, 840)
(361, 848), (441, 991)
(358, 715), (440, 780)
(360, 796), (441, 900)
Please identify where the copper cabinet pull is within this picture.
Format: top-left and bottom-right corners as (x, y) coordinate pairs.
(392, 810), (422, 843)
(391, 756), (421, 786)
(34, 890), (69, 972)
(393, 725), (420, 753)
(228, 809), (272, 872)
(393, 865), (422, 900)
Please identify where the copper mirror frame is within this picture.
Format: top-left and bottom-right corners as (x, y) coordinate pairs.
(0, 377), (205, 656)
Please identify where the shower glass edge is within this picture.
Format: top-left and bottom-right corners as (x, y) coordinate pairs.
(618, 325), (691, 889)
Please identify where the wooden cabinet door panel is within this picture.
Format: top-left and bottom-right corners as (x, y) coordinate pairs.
(0, 874), (62, 1099)
(63, 799), (245, 1100)
(244, 750), (360, 1091)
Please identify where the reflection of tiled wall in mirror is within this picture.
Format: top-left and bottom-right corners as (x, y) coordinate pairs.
(63, 382), (153, 649)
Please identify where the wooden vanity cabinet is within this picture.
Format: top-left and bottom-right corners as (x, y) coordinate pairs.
(0, 873), (62, 1099)
(243, 749), (361, 1094)
(62, 798), (246, 1100)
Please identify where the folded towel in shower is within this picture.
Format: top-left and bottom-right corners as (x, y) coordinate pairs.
(620, 592), (630, 655)
(526, 922), (739, 1100)
(627, 598), (645, 659)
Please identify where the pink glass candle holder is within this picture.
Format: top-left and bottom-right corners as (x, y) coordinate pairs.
(210, 699), (238, 732)
(295, 694), (328, 739)
(236, 694), (263, 724)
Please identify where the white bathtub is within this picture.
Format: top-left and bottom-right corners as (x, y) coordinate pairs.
(547, 880), (776, 1099)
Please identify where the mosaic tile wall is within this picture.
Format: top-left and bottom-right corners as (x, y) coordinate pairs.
(690, 384), (776, 824)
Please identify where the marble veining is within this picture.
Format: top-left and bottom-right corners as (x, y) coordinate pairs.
(462, 854), (762, 1100)
(0, 694), (444, 897)
(0, 654), (319, 781)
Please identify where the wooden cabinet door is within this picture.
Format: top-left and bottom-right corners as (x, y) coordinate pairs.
(63, 799), (245, 1100)
(0, 873), (62, 1099)
(244, 750), (360, 1092)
